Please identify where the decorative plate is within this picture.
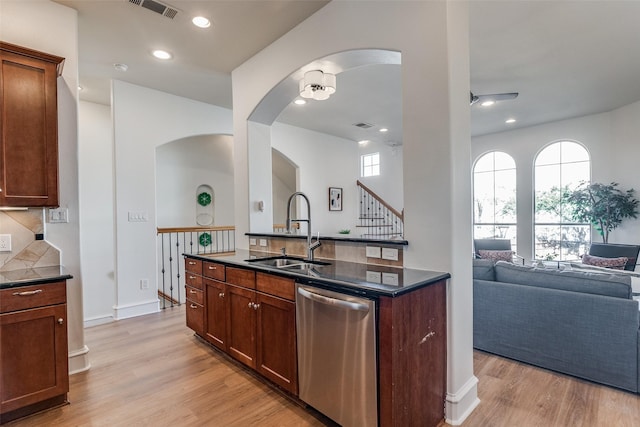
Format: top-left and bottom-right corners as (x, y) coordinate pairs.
(197, 192), (212, 207)
(199, 232), (212, 247)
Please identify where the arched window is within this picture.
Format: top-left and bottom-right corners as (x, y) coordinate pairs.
(473, 151), (517, 249)
(534, 141), (590, 261)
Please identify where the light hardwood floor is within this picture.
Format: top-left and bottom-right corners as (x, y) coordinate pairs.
(7, 306), (640, 426)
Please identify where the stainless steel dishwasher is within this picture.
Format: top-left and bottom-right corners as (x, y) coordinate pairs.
(296, 283), (377, 427)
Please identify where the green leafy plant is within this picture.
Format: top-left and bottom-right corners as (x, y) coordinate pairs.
(563, 182), (639, 243)
(338, 229), (351, 234)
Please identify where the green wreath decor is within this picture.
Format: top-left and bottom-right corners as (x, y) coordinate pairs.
(199, 232), (212, 247)
(197, 192), (212, 207)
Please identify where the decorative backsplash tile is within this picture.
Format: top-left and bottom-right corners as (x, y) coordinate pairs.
(0, 209), (60, 271)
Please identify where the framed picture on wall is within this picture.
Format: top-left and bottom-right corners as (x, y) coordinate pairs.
(329, 187), (343, 211)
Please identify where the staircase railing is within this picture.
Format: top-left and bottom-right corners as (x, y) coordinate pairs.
(156, 226), (235, 309)
(356, 180), (404, 239)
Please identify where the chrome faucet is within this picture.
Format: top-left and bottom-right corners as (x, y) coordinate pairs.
(286, 192), (321, 261)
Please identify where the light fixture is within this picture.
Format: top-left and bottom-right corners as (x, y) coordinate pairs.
(299, 70), (336, 101)
(505, 118), (516, 124)
(152, 50), (172, 60)
(192, 16), (211, 28)
(113, 63), (128, 72)
(78, 85), (83, 91)
(358, 140), (369, 145)
(294, 99), (306, 105)
(379, 128), (388, 133)
(481, 100), (495, 107)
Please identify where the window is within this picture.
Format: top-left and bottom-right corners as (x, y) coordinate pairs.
(534, 141), (590, 261)
(473, 151), (517, 250)
(361, 153), (380, 177)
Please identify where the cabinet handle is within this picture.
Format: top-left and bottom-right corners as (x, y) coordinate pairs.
(58, 318), (64, 325)
(190, 304), (198, 309)
(208, 265), (217, 270)
(253, 303), (260, 310)
(13, 289), (43, 296)
(188, 275), (196, 280)
(189, 289), (197, 294)
(248, 302), (253, 308)
(218, 292), (225, 298)
(188, 261), (197, 265)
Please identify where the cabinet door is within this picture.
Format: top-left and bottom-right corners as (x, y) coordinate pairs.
(185, 286), (204, 336)
(226, 284), (256, 369)
(0, 46), (62, 207)
(204, 279), (227, 351)
(256, 292), (298, 394)
(0, 304), (68, 414)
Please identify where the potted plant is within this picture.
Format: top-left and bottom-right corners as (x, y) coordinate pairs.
(563, 181), (639, 243)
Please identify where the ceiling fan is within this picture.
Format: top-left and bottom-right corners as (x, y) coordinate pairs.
(470, 91), (518, 106)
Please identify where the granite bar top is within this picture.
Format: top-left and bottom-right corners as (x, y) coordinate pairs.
(245, 232), (408, 246)
(0, 266), (73, 289)
(184, 249), (449, 298)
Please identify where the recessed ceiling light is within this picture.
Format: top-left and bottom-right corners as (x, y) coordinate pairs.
(192, 16), (211, 28)
(113, 63), (128, 72)
(78, 85), (83, 91)
(379, 128), (388, 133)
(358, 140), (369, 145)
(152, 50), (172, 60)
(505, 118), (516, 124)
(294, 99), (306, 105)
(481, 100), (495, 107)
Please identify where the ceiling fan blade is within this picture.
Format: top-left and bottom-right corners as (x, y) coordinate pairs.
(476, 92), (519, 102)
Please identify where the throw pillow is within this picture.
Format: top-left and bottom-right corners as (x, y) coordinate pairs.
(581, 253), (628, 270)
(478, 249), (513, 263)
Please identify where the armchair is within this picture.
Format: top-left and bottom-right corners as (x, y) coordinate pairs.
(588, 243), (640, 271)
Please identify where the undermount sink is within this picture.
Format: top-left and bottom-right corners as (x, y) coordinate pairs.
(245, 256), (331, 269)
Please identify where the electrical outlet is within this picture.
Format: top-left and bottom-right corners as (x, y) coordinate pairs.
(48, 208), (69, 223)
(249, 238), (257, 246)
(366, 246), (381, 258)
(140, 279), (149, 290)
(0, 234), (11, 252)
(382, 247), (398, 261)
(259, 239), (268, 247)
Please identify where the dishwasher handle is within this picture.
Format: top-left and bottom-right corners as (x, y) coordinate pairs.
(297, 286), (370, 312)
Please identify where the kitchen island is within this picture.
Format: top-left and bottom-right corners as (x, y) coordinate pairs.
(184, 249), (449, 426)
(0, 266), (72, 424)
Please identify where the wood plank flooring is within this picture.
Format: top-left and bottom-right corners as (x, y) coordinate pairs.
(5, 305), (640, 426)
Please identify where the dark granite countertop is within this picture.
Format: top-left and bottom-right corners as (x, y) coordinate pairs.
(246, 232), (408, 246)
(184, 249), (449, 298)
(0, 266), (73, 290)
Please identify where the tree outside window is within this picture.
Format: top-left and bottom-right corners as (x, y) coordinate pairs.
(534, 141), (590, 261)
(473, 151), (517, 251)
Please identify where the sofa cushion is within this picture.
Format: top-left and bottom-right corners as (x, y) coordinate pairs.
(473, 259), (495, 281)
(494, 261), (632, 299)
(582, 253), (628, 270)
(478, 249), (513, 263)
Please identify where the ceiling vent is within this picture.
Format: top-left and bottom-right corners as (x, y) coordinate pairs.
(128, 0), (179, 19)
(353, 122), (374, 129)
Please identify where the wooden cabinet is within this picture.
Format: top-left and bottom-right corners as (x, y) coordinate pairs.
(185, 259), (204, 336)
(184, 256), (298, 395)
(0, 42), (64, 208)
(0, 281), (69, 424)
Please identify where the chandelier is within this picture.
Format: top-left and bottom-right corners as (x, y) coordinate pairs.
(299, 70), (336, 101)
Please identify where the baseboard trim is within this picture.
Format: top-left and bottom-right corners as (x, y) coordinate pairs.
(84, 315), (115, 328)
(113, 299), (159, 320)
(445, 375), (480, 425)
(68, 345), (91, 375)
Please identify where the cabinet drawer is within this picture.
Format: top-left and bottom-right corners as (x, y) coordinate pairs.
(185, 285), (203, 305)
(256, 272), (295, 301)
(185, 272), (203, 290)
(0, 282), (66, 314)
(185, 258), (202, 274)
(226, 267), (256, 289)
(203, 261), (225, 281)
(186, 301), (204, 335)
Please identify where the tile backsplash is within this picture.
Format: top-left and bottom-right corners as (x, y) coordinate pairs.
(0, 209), (60, 271)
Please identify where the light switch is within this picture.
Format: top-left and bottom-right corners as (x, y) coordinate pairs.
(0, 234), (11, 252)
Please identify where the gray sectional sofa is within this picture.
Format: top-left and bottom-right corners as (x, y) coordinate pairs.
(473, 259), (640, 393)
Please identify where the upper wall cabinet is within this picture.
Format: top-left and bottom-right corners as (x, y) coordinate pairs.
(0, 42), (64, 208)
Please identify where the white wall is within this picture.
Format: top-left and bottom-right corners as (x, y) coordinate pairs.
(78, 101), (114, 326)
(232, 1), (476, 423)
(271, 122), (359, 235)
(112, 80), (232, 320)
(156, 134), (235, 227)
(1, 0), (89, 373)
(472, 103), (640, 262)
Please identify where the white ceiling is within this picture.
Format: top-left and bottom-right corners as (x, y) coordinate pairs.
(56, 1), (640, 140)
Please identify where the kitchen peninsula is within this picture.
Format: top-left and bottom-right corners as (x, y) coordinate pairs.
(184, 249), (449, 426)
(0, 266), (72, 424)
